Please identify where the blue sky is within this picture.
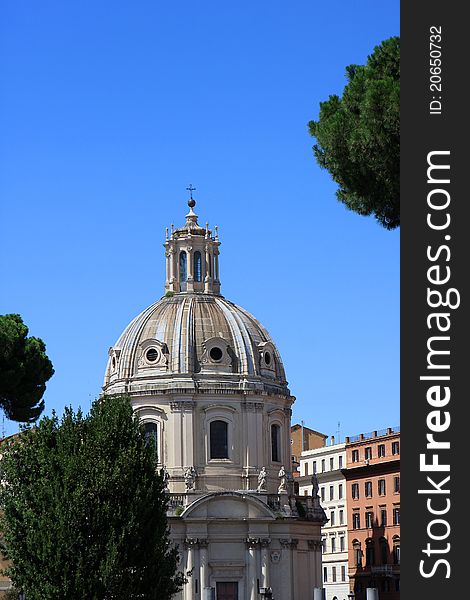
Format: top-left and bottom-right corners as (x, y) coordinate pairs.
(0, 1), (399, 440)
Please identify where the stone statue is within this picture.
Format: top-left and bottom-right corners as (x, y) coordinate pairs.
(184, 466), (197, 491)
(311, 472), (319, 497)
(257, 466), (267, 492)
(278, 465), (287, 494)
(161, 466), (170, 492)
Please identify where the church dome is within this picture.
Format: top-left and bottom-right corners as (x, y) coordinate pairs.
(103, 293), (288, 396)
(103, 194), (290, 399)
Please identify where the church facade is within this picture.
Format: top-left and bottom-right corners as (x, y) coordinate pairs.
(102, 197), (326, 600)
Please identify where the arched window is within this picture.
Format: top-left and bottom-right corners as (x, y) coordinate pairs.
(271, 424), (281, 462)
(365, 539), (375, 566)
(352, 540), (362, 568)
(380, 537), (388, 565)
(194, 251), (202, 282)
(393, 536), (400, 565)
(179, 251), (187, 282)
(210, 420), (228, 459)
(144, 422), (158, 458)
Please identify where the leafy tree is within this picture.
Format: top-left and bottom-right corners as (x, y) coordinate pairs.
(0, 396), (185, 600)
(0, 314), (54, 422)
(309, 37), (400, 229)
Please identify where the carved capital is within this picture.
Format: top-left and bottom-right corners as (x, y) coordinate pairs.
(245, 537), (260, 548)
(308, 540), (322, 551)
(280, 538), (298, 549)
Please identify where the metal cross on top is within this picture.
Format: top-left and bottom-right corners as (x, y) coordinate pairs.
(186, 184), (196, 199)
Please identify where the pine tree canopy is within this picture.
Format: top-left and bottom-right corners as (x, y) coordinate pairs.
(0, 314), (54, 422)
(309, 37), (400, 229)
(0, 396), (185, 600)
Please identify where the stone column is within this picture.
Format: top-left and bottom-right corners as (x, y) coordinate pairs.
(170, 402), (183, 470)
(214, 248), (220, 294)
(204, 244), (212, 293)
(165, 250), (170, 289)
(199, 539), (209, 592)
(260, 539), (271, 588)
(169, 247), (176, 288)
(187, 244), (194, 291)
(290, 539), (299, 600)
(246, 538), (258, 600)
(199, 539), (209, 595)
(280, 539), (298, 600)
(280, 539), (292, 600)
(308, 540), (322, 591)
(185, 538), (198, 599)
(182, 402), (195, 471)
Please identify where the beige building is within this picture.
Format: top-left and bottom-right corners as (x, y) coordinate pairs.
(103, 197), (327, 600)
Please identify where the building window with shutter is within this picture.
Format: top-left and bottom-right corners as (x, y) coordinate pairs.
(352, 483), (359, 500)
(378, 479), (386, 495)
(393, 507), (400, 525)
(353, 512), (360, 529)
(394, 475), (400, 493)
(271, 424), (281, 462)
(210, 420), (228, 459)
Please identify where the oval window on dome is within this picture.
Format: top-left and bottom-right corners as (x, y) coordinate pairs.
(146, 348), (159, 362)
(210, 346), (223, 361)
(264, 351), (271, 365)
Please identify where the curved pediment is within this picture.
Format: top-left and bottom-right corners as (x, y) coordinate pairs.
(182, 492), (276, 520)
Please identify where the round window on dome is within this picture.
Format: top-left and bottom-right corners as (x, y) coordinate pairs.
(264, 351), (271, 366)
(112, 356), (116, 370)
(146, 348), (159, 362)
(209, 346), (223, 361)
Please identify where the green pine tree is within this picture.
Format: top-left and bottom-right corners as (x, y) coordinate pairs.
(309, 37), (400, 229)
(0, 396), (185, 600)
(0, 314), (54, 422)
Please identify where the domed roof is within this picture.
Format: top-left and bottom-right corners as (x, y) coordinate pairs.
(103, 293), (289, 398)
(103, 196), (291, 399)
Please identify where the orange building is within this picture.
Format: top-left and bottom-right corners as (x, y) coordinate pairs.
(344, 427), (400, 599)
(291, 423), (327, 476)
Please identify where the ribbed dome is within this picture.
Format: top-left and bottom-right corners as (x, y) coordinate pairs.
(103, 293), (289, 398)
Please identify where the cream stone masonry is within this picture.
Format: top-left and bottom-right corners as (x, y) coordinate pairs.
(102, 196), (327, 600)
